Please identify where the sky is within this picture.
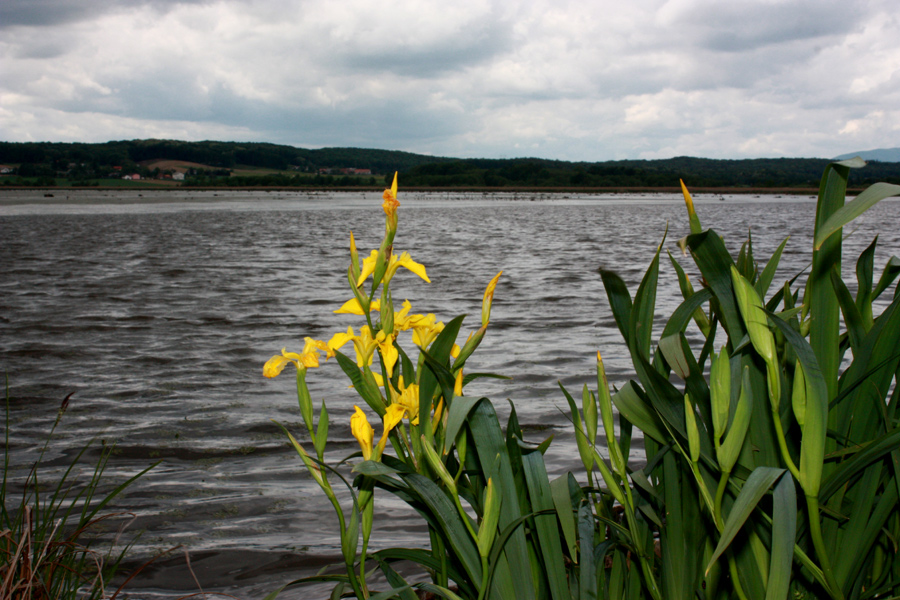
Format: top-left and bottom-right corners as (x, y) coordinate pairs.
(2, 0), (899, 162)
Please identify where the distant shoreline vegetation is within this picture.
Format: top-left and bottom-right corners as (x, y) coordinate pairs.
(3, 139), (900, 190)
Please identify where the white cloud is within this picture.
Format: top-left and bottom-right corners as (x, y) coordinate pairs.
(2, 0), (900, 160)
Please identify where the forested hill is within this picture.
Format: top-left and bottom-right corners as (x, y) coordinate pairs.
(3, 139), (900, 188)
(0, 139), (451, 174)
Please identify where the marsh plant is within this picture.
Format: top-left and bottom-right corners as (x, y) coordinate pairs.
(1, 393), (154, 599)
(265, 161), (900, 600)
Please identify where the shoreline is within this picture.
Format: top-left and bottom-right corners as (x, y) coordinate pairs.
(0, 186), (827, 207)
(1, 185), (825, 194)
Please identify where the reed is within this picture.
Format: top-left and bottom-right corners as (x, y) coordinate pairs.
(1, 388), (156, 599)
(265, 160), (900, 599)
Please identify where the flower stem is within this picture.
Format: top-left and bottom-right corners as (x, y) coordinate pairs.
(806, 494), (844, 599)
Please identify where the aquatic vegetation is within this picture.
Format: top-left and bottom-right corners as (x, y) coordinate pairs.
(1, 391), (156, 599)
(265, 160), (900, 599)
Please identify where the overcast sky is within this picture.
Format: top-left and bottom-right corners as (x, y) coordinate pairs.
(2, 0), (898, 161)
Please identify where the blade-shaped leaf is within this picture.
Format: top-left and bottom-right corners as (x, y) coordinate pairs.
(706, 467), (785, 574)
(755, 236), (790, 299)
(522, 451), (570, 600)
(814, 182), (900, 250)
(765, 473), (797, 600)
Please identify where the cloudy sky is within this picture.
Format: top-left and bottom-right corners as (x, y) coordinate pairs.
(2, 0), (899, 161)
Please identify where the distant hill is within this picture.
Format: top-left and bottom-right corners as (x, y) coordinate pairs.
(4, 139), (900, 188)
(0, 139), (454, 179)
(833, 148), (900, 162)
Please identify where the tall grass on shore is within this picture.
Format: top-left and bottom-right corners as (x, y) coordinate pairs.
(264, 160), (900, 599)
(1, 388), (156, 599)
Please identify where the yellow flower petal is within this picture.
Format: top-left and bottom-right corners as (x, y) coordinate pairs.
(392, 252), (430, 283)
(375, 403), (406, 458)
(383, 403), (405, 433)
(263, 354), (291, 378)
(376, 331), (398, 377)
(334, 298), (381, 315)
(454, 370), (464, 396)
(397, 383), (420, 425)
(356, 250), (379, 288)
(328, 328), (354, 353)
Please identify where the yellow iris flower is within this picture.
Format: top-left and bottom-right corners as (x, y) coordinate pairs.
(407, 313), (444, 349)
(329, 325), (398, 377)
(263, 337), (336, 378)
(334, 298), (381, 315)
(356, 250), (430, 288)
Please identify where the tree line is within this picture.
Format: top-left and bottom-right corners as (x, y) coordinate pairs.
(3, 139), (900, 188)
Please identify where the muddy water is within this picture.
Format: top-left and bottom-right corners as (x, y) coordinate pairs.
(2, 189), (898, 598)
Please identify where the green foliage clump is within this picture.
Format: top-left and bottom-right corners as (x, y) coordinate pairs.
(266, 160), (900, 599)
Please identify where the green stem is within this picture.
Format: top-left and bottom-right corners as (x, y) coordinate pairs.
(727, 555), (750, 600)
(772, 406), (802, 482)
(621, 502), (662, 600)
(806, 494), (844, 599)
(714, 471), (729, 529)
(476, 555), (490, 600)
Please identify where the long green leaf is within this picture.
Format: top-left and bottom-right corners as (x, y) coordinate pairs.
(334, 350), (384, 415)
(578, 503), (597, 600)
(668, 250), (711, 335)
(522, 451), (570, 600)
(402, 473), (482, 584)
(706, 467), (785, 574)
(872, 255), (900, 300)
(810, 161), (853, 402)
(467, 401), (537, 600)
(855, 236), (877, 329)
(598, 268), (634, 346)
(768, 314), (828, 496)
(819, 427), (900, 502)
(612, 381), (667, 444)
(765, 473), (797, 600)
(755, 236), (790, 298)
(814, 182), (900, 250)
(550, 474), (578, 561)
(687, 230), (744, 341)
(830, 269), (866, 355)
(418, 314), (465, 445)
(631, 237), (662, 361)
(443, 395), (483, 454)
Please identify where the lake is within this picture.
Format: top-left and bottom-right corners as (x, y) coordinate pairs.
(2, 188), (898, 598)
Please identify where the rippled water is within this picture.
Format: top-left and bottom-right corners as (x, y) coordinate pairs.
(2, 189), (899, 598)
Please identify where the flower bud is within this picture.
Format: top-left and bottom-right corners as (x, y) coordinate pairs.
(481, 271), (502, 327)
(420, 434), (457, 495)
(477, 478), (501, 558)
(351, 406), (374, 461)
(383, 172), (399, 240)
(349, 231), (361, 285)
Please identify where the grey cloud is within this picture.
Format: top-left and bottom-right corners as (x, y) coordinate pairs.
(666, 1), (860, 52)
(0, 0), (210, 29)
(342, 32), (513, 78)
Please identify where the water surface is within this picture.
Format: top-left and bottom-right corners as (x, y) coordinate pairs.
(2, 189), (898, 598)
